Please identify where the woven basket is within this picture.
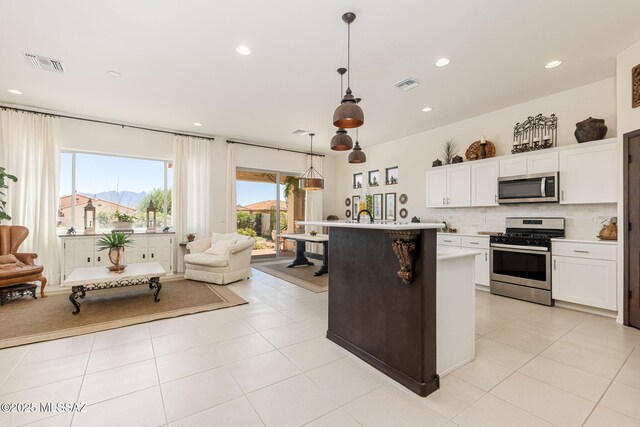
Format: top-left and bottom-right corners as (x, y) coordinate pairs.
(465, 140), (496, 160)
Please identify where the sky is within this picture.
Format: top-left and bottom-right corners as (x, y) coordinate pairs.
(60, 152), (168, 195)
(60, 152), (287, 206)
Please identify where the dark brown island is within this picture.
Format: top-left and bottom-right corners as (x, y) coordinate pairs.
(300, 220), (476, 398)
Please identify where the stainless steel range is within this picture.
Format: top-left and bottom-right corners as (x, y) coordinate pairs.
(490, 217), (565, 306)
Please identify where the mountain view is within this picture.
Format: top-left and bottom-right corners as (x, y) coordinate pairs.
(79, 191), (147, 208)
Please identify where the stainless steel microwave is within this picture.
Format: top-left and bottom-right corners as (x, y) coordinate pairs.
(497, 172), (559, 204)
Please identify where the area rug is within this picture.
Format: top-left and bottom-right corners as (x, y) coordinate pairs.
(252, 260), (328, 293)
(0, 279), (247, 349)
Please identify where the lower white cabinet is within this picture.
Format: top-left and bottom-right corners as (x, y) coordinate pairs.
(551, 241), (617, 310)
(438, 234), (490, 286)
(61, 233), (174, 280)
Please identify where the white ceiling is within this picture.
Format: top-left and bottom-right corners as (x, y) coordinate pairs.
(1, 0), (639, 154)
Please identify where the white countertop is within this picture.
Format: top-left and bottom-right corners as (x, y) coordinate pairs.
(280, 233), (329, 242)
(299, 220), (444, 230)
(551, 237), (618, 246)
(437, 247), (481, 261)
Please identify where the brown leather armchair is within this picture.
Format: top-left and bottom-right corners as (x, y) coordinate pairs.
(0, 225), (47, 297)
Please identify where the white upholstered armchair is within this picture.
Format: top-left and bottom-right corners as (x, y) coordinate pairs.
(184, 232), (255, 285)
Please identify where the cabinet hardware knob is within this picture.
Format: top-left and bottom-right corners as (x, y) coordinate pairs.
(573, 250), (589, 254)
(97, 257), (100, 262)
(87, 257), (90, 263)
(444, 240), (452, 243)
(485, 252), (488, 261)
(151, 253), (154, 258)
(554, 259), (557, 270)
(470, 242), (479, 245)
(143, 254), (146, 259)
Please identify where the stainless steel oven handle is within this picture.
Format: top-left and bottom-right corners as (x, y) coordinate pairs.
(491, 243), (549, 252)
(540, 177), (546, 197)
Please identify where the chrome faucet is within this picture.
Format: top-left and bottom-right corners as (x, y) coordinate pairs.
(357, 209), (374, 224)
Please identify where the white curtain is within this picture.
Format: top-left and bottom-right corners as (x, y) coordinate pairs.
(304, 154), (324, 253)
(226, 143), (237, 232)
(173, 135), (216, 255)
(0, 109), (61, 285)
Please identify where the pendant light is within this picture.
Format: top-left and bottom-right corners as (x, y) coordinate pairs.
(348, 127), (366, 164)
(331, 68), (353, 151)
(299, 133), (324, 190)
(333, 12), (364, 129)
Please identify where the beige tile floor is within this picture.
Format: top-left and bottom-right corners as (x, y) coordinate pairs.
(1, 269), (640, 426)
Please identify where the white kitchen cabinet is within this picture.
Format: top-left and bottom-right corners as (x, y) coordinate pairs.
(559, 143), (617, 204)
(471, 160), (499, 206)
(426, 169), (447, 207)
(437, 234), (490, 287)
(499, 157), (527, 177)
(61, 233), (175, 280)
(551, 241), (617, 310)
(527, 152), (559, 174)
(426, 164), (470, 208)
(499, 152), (558, 177)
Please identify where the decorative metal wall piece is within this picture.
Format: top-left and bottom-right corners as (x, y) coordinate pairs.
(633, 64), (640, 108)
(512, 114), (557, 154)
(385, 230), (420, 284)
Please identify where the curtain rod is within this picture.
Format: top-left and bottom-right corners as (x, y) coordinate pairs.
(0, 105), (215, 141)
(226, 139), (325, 157)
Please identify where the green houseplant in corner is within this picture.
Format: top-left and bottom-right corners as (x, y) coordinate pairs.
(0, 167), (18, 222)
(97, 231), (133, 272)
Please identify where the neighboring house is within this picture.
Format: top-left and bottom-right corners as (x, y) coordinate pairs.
(241, 200), (287, 213)
(58, 194), (136, 228)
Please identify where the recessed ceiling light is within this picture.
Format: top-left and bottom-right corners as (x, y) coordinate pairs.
(236, 45), (251, 55)
(7, 89), (23, 95)
(545, 60), (563, 69)
(422, 107), (433, 112)
(107, 70), (121, 77)
(435, 58), (450, 67)
(193, 122), (203, 127)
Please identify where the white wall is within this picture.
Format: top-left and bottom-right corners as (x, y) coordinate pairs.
(334, 78), (617, 236)
(616, 39), (640, 323)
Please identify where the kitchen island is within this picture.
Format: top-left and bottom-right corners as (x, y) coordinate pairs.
(299, 220), (476, 397)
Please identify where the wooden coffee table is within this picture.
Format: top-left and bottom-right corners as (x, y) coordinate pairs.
(64, 262), (166, 315)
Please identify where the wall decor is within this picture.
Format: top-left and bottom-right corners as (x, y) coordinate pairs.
(399, 208), (408, 219)
(451, 155), (464, 164)
(346, 209), (351, 218)
(352, 195), (360, 218)
(574, 117), (608, 143)
(385, 166), (399, 185)
(385, 192), (396, 221)
(465, 139), (496, 160)
(399, 194), (408, 204)
(633, 64), (640, 108)
(353, 173), (363, 189)
(368, 170), (380, 186)
(373, 194), (383, 220)
(441, 138), (456, 164)
(411, 216), (420, 223)
(432, 159), (443, 167)
(345, 197), (351, 206)
(511, 113), (557, 154)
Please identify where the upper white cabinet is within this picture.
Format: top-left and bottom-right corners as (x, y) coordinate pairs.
(499, 152), (558, 177)
(426, 164), (470, 208)
(471, 160), (499, 206)
(559, 143), (617, 204)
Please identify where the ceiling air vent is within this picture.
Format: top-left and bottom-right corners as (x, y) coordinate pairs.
(394, 77), (422, 91)
(23, 52), (66, 73)
(291, 129), (310, 136)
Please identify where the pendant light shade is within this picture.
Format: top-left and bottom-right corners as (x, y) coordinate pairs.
(348, 128), (366, 164)
(333, 12), (364, 129)
(299, 133), (324, 190)
(330, 128), (353, 151)
(348, 141), (366, 164)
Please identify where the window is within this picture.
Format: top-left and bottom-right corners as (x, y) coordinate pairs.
(58, 152), (172, 233)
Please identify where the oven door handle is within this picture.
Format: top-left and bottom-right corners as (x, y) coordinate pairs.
(540, 177), (546, 197)
(491, 243), (549, 252)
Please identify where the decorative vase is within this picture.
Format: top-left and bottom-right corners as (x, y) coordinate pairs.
(186, 233), (196, 242)
(574, 117), (607, 143)
(108, 246), (125, 272)
(432, 159), (443, 167)
(451, 155), (463, 164)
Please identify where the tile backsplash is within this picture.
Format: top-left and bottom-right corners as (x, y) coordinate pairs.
(425, 203), (617, 239)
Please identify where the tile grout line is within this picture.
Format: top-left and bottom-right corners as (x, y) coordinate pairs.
(149, 327), (170, 427)
(69, 333), (96, 426)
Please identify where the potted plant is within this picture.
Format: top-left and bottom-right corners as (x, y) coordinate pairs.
(0, 167), (18, 222)
(112, 210), (136, 230)
(97, 231), (133, 272)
